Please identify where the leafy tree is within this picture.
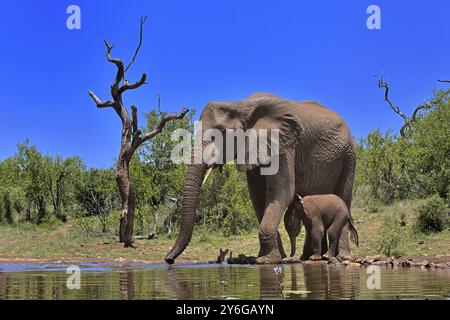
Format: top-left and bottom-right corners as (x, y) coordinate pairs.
(46, 156), (85, 222)
(355, 130), (412, 203)
(15, 141), (49, 224)
(75, 168), (119, 233)
(134, 109), (195, 235)
(408, 89), (450, 198)
(0, 157), (24, 222)
(198, 164), (256, 236)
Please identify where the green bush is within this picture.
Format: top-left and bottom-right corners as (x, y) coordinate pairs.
(376, 214), (405, 256)
(414, 195), (448, 234)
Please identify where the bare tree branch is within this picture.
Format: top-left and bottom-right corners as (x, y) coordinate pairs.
(377, 76), (431, 137)
(118, 72), (147, 94)
(438, 80), (450, 83)
(124, 16), (147, 75)
(104, 40), (125, 92)
(411, 103), (430, 122)
(131, 105), (138, 134)
(377, 77), (410, 124)
(88, 91), (115, 108)
(157, 93), (161, 114)
(88, 18), (189, 246)
(140, 108), (189, 144)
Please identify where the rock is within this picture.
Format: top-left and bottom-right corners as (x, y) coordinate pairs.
(373, 260), (388, 266)
(418, 260), (430, 268)
(355, 257), (365, 264)
(366, 257), (375, 264)
(418, 240), (424, 245)
(328, 257), (341, 265)
(227, 254), (256, 265)
(399, 260), (411, 268)
(366, 255), (383, 263)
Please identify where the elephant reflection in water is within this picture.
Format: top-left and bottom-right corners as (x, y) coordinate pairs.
(258, 265), (284, 299)
(258, 264), (360, 300)
(166, 267), (193, 299)
(166, 266), (233, 299)
(301, 264), (360, 299)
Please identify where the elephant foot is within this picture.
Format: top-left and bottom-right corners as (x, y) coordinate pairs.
(281, 256), (300, 264)
(322, 252), (336, 261)
(309, 254), (323, 261)
(300, 254), (310, 261)
(256, 248), (282, 264)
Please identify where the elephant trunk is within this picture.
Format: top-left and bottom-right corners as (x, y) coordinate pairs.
(165, 163), (207, 264)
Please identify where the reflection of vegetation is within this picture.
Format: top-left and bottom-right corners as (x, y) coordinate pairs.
(1, 264), (449, 300)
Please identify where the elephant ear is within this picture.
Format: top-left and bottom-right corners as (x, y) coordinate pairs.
(238, 97), (302, 170)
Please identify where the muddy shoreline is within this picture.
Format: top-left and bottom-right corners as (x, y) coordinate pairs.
(0, 255), (449, 269)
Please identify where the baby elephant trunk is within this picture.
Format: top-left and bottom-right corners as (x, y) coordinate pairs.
(284, 208), (302, 257)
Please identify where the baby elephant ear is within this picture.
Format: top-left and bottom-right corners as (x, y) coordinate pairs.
(295, 194), (303, 204)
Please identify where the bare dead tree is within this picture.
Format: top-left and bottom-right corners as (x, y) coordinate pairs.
(377, 76), (430, 137)
(88, 17), (189, 247)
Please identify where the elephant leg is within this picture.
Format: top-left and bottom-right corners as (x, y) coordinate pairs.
(256, 155), (294, 264)
(335, 153), (356, 257)
(301, 229), (313, 261)
(321, 232), (328, 255)
(247, 168), (287, 258)
(309, 224), (324, 261)
(324, 222), (343, 259)
(276, 231), (287, 259)
(246, 168), (266, 223)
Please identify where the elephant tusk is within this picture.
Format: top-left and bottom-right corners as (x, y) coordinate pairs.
(202, 167), (213, 187)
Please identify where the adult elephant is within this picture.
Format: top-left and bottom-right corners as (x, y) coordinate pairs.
(165, 93), (356, 264)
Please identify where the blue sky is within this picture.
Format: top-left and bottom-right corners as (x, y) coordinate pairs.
(2, 1), (449, 168)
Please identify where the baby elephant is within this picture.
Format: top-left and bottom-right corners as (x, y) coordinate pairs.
(284, 194), (359, 261)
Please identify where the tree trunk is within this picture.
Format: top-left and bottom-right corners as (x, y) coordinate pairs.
(36, 197), (46, 225)
(117, 152), (136, 246)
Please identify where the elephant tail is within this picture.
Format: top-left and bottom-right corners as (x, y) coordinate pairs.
(348, 216), (359, 247)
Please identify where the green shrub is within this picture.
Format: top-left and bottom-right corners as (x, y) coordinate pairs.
(414, 195), (448, 234)
(376, 214), (405, 256)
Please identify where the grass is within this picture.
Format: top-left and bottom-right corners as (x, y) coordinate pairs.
(0, 200), (448, 263)
(351, 199), (450, 256)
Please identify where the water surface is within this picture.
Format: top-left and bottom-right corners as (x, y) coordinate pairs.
(0, 262), (449, 300)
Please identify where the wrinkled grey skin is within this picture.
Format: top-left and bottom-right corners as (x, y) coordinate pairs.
(165, 93), (356, 265)
(286, 194), (359, 260)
